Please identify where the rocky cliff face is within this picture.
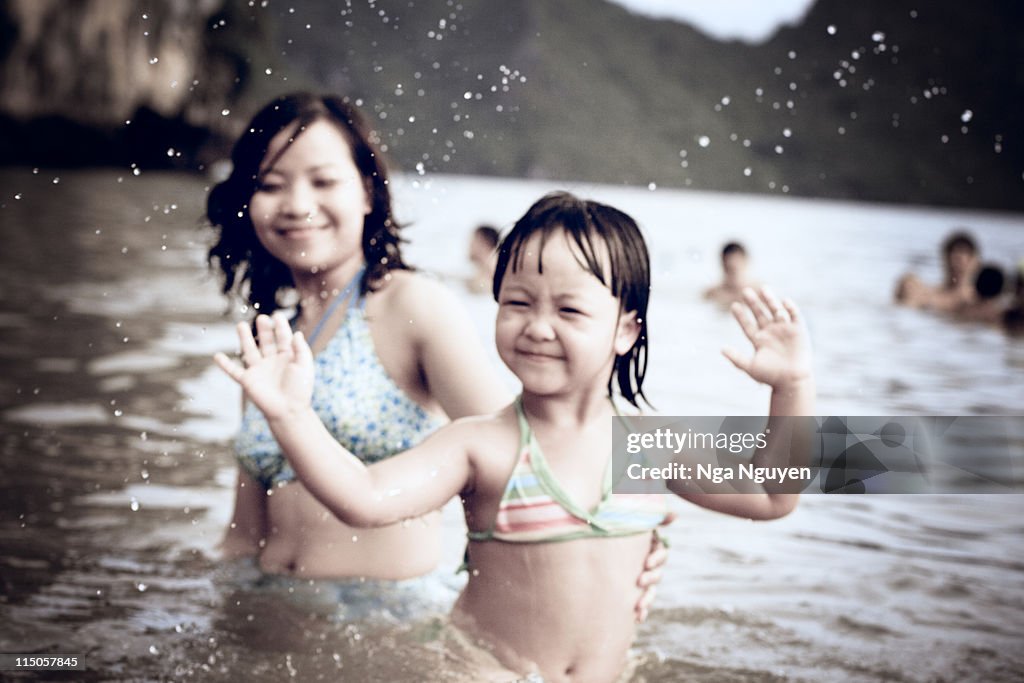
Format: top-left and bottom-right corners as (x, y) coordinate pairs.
(3, 0), (214, 123)
(0, 0), (269, 165)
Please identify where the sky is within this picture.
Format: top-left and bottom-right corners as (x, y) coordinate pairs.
(606, 0), (818, 43)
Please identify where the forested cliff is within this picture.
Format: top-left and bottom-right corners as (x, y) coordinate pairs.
(1, 0), (1021, 210)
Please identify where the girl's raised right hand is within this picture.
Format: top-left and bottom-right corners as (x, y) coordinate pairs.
(214, 313), (315, 421)
(722, 286), (813, 390)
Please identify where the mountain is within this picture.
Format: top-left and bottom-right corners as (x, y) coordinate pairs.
(1, 0), (1021, 210)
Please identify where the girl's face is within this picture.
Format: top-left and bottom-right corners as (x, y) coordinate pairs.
(495, 231), (639, 398)
(248, 120), (371, 278)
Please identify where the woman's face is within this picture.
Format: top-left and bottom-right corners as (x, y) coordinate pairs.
(248, 119), (371, 278)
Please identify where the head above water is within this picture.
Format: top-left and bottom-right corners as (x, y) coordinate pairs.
(469, 224), (500, 267)
(941, 229), (979, 286)
(974, 264), (1005, 300)
(720, 241), (748, 281)
(492, 191), (651, 407)
(721, 241), (746, 261)
(473, 225), (500, 249)
(206, 92), (406, 315)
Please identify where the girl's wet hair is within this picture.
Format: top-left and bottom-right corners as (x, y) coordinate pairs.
(206, 92), (408, 315)
(493, 191), (651, 407)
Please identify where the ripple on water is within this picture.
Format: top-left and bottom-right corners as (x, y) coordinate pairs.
(3, 401), (109, 426)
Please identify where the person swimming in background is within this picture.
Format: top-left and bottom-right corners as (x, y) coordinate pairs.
(215, 191), (814, 681)
(1003, 261), (1024, 335)
(896, 230), (981, 312)
(467, 224), (500, 294)
(704, 241), (755, 305)
(957, 263), (1007, 324)
(206, 93), (665, 620)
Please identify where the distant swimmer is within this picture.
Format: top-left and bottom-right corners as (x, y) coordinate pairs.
(957, 263), (1006, 324)
(466, 224), (499, 295)
(1003, 262), (1024, 335)
(704, 241), (755, 305)
(895, 230), (980, 312)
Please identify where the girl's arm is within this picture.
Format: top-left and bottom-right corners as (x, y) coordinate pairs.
(671, 286), (815, 520)
(215, 313), (477, 528)
(220, 467), (268, 558)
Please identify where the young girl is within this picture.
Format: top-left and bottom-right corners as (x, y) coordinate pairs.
(215, 192), (814, 681)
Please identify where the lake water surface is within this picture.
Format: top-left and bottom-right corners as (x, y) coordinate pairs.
(0, 168), (1022, 681)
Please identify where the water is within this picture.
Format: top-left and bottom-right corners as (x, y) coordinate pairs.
(0, 168), (1022, 681)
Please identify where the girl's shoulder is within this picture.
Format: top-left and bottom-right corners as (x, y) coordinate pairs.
(445, 404), (521, 473)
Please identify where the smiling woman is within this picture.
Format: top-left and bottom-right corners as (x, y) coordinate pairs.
(205, 93), (511, 590)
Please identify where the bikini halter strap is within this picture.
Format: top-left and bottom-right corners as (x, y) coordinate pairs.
(305, 265), (366, 346)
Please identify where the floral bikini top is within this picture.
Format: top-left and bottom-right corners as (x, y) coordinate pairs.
(234, 270), (444, 490)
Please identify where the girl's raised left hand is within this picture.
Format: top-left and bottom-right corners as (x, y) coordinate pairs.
(214, 313), (315, 421)
(723, 286), (812, 390)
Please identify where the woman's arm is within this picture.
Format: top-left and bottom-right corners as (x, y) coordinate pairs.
(220, 467), (268, 558)
(215, 313), (478, 528)
(671, 286), (815, 520)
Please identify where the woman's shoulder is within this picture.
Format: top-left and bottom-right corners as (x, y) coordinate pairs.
(372, 269), (468, 322)
(374, 269), (455, 303)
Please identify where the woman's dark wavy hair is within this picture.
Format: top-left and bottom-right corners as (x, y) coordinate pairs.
(206, 93), (408, 315)
(492, 192), (651, 407)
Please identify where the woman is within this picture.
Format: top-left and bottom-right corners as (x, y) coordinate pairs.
(206, 93), (665, 618)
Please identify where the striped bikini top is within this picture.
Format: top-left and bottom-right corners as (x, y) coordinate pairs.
(467, 397), (669, 544)
(234, 268), (443, 490)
